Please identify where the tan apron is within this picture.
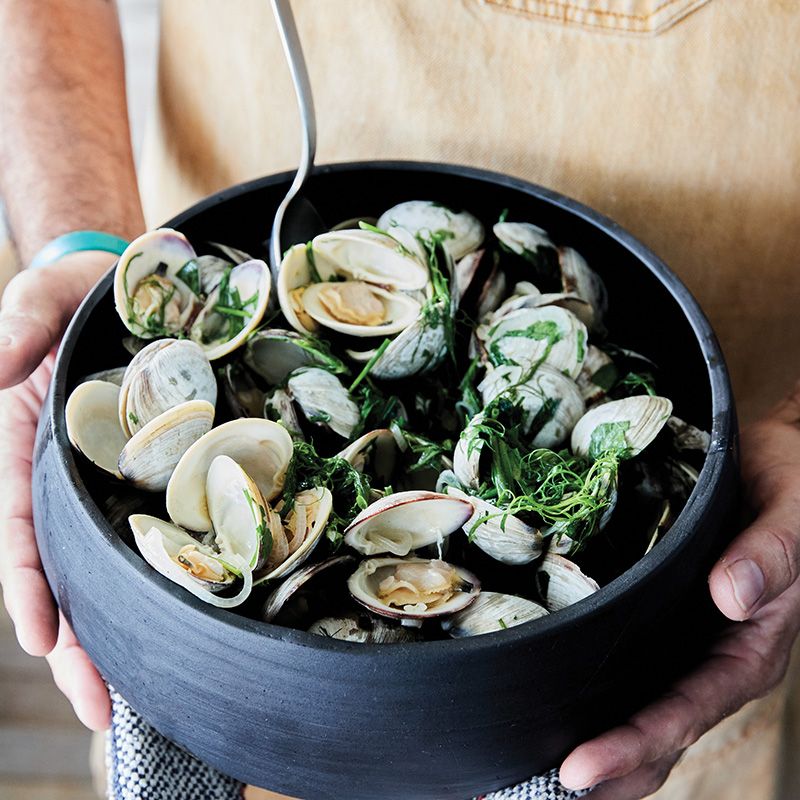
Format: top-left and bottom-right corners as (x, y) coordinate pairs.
(140, 2), (800, 796)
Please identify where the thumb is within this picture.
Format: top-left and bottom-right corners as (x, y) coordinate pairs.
(0, 251), (117, 389)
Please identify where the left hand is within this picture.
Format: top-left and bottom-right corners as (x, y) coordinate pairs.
(558, 382), (800, 798)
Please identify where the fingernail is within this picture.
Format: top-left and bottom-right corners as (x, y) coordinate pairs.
(726, 559), (765, 613)
(560, 766), (606, 790)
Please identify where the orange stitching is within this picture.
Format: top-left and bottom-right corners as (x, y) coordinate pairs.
(482, 0), (704, 34)
(484, 0), (695, 22)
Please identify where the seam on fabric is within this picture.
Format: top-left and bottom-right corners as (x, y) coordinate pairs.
(482, 0), (710, 35)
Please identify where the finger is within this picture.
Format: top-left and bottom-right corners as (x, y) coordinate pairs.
(581, 752), (681, 800)
(0, 251), (115, 388)
(46, 613), (111, 731)
(560, 580), (800, 790)
(0, 371), (59, 655)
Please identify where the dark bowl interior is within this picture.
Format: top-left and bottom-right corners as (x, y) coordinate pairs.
(33, 162), (738, 800)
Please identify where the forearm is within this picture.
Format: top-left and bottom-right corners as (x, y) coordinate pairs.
(0, 0), (145, 265)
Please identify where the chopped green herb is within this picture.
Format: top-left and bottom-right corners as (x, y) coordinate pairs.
(588, 421), (631, 460)
(176, 259), (201, 296)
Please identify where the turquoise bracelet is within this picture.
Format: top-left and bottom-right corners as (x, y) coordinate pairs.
(29, 230), (130, 269)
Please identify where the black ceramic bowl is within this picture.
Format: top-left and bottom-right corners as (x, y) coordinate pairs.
(33, 162), (737, 800)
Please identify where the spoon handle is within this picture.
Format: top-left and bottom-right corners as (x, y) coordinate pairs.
(269, 0), (317, 277)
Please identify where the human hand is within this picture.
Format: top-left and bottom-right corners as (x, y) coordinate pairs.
(0, 252), (118, 729)
(557, 384), (800, 798)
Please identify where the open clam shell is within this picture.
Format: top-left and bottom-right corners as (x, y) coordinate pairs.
(244, 328), (338, 386)
(277, 244), (320, 334)
(119, 339), (217, 436)
(571, 395), (673, 460)
(256, 487), (334, 583)
(445, 487), (543, 566)
(262, 555), (355, 622)
(577, 345), (616, 406)
(113, 228), (200, 339)
(559, 247), (608, 333)
(336, 429), (397, 485)
(442, 591), (548, 638)
(377, 200), (484, 260)
(479, 305), (587, 379)
(129, 514), (253, 608)
(118, 399), (215, 492)
(537, 554), (600, 612)
(348, 557), (480, 620)
(344, 490), (473, 557)
(311, 229), (429, 291)
(166, 419), (293, 532)
(206, 455), (270, 572)
(301, 281), (422, 338)
(452, 412), (486, 490)
(189, 259), (271, 360)
(65, 380), (129, 478)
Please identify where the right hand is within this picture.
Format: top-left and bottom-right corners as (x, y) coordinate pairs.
(0, 251), (117, 729)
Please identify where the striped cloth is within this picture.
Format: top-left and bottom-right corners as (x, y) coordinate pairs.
(106, 689), (590, 800)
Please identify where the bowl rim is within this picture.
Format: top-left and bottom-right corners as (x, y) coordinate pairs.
(47, 159), (734, 658)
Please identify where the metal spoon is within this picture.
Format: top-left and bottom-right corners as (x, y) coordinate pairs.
(268, 0), (326, 281)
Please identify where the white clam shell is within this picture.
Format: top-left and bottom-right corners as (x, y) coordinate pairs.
(117, 399), (215, 492)
(479, 306), (588, 379)
(345, 305), (448, 380)
(478, 364), (585, 449)
(307, 614), (420, 643)
(493, 221), (554, 256)
(571, 395), (673, 460)
(577, 345), (616, 405)
(344, 490), (473, 557)
(348, 557), (480, 620)
(205, 455), (268, 571)
(287, 367), (360, 439)
(336, 429), (397, 485)
(537, 554), (600, 612)
(189, 259), (271, 360)
(166, 419), (293, 532)
(244, 328), (317, 385)
(301, 281), (421, 338)
(445, 487), (542, 566)
(442, 591), (548, 638)
(452, 412), (485, 490)
(129, 514), (254, 608)
(277, 244), (321, 334)
(113, 228), (199, 339)
(312, 229), (429, 291)
(119, 339), (217, 436)
(65, 380), (128, 478)
(256, 487), (334, 583)
(559, 247), (608, 332)
(377, 200), (484, 260)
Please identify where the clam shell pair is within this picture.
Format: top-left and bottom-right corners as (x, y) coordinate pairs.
(113, 228), (270, 360)
(66, 339), (217, 491)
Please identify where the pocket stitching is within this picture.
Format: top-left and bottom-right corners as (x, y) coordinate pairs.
(483, 0), (709, 34)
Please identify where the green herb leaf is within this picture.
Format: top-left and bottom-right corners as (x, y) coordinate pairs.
(588, 421), (631, 460)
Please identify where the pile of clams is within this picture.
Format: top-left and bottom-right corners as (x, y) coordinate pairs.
(65, 200), (708, 642)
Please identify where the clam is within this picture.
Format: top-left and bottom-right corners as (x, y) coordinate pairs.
(307, 613), (421, 643)
(344, 490), (473, 557)
(244, 328), (346, 386)
(286, 367), (360, 439)
(571, 395), (673, 460)
(222, 363), (265, 419)
(257, 487), (334, 582)
(264, 387), (305, 439)
(129, 514), (253, 608)
(262, 555), (355, 622)
(336, 429), (397, 485)
(189, 258), (271, 360)
(536, 554), (600, 612)
(558, 247), (608, 332)
(477, 364), (585, 448)
(445, 487), (542, 566)
(166, 418), (293, 532)
(478, 305), (587, 379)
(376, 200), (484, 260)
(118, 399), (215, 492)
(82, 366), (127, 386)
(348, 557), (480, 620)
(488, 281), (592, 330)
(442, 591), (548, 638)
(345, 305), (448, 380)
(300, 280), (421, 337)
(113, 228), (200, 339)
(667, 415), (710, 453)
(118, 339), (217, 436)
(452, 412), (487, 490)
(113, 228), (270, 359)
(577, 345), (617, 405)
(65, 380), (129, 477)
(494, 221), (560, 289)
